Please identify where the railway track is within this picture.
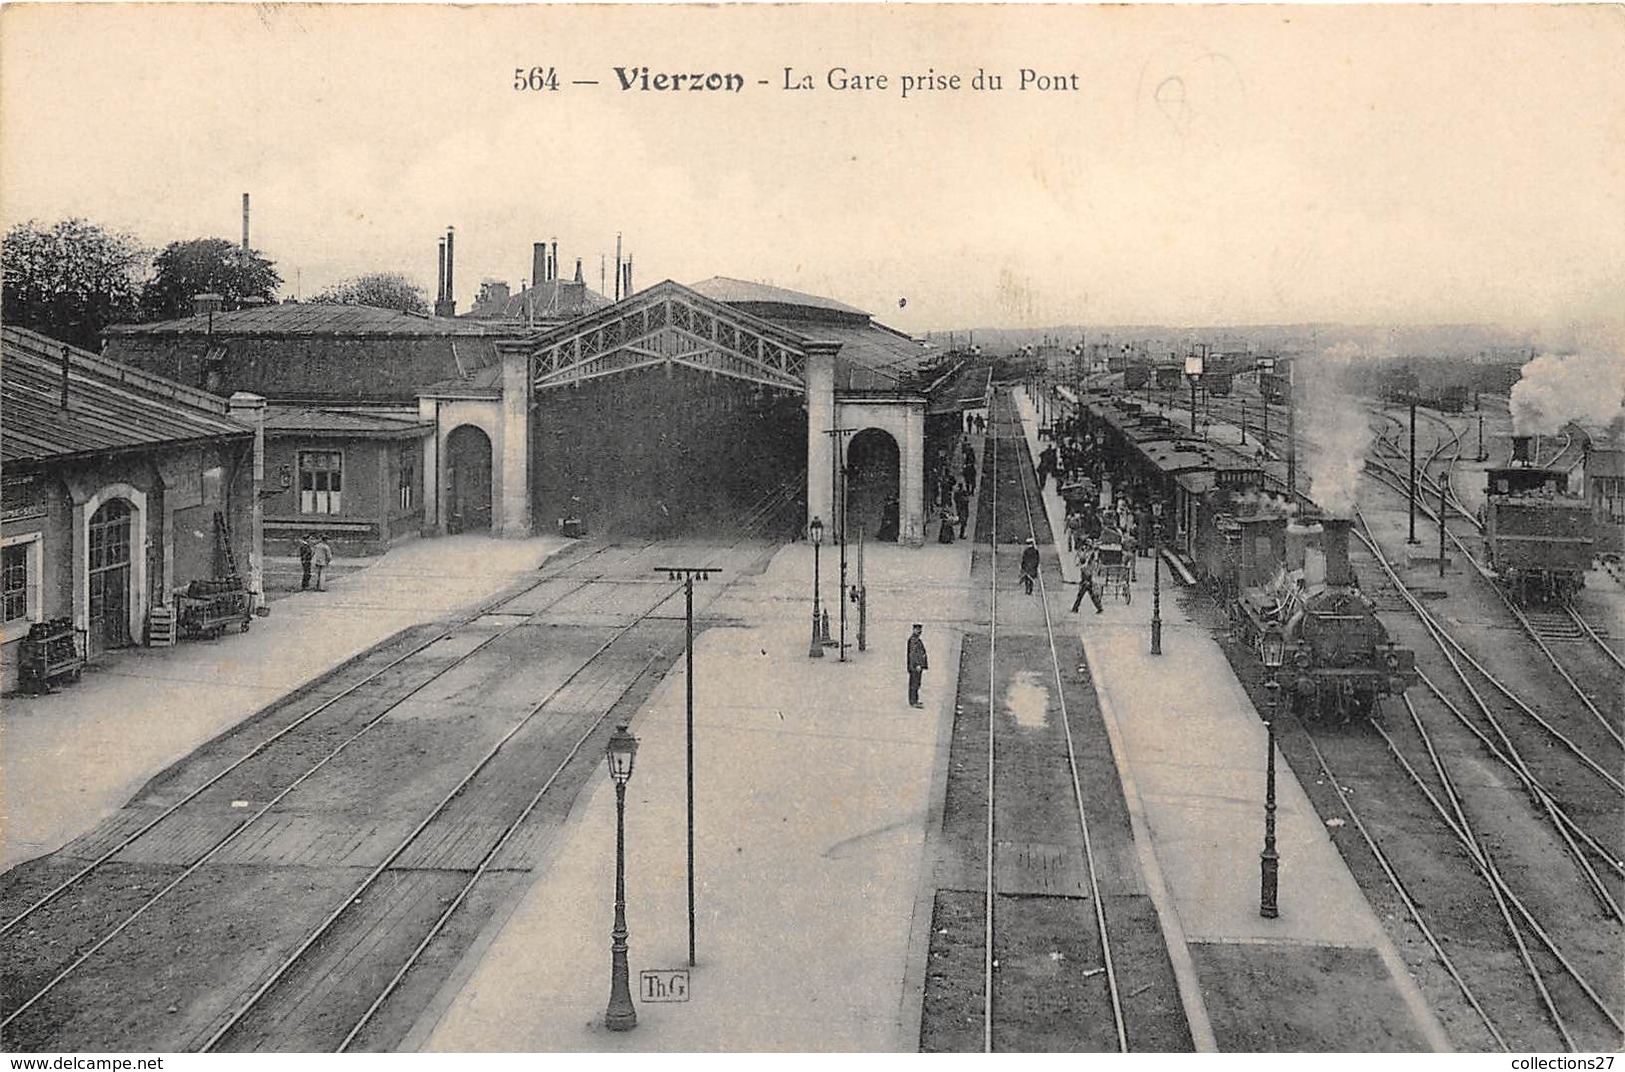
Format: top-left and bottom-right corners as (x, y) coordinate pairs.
(1328, 511), (1624, 1048)
(919, 388), (1189, 1052)
(0, 481), (802, 1051)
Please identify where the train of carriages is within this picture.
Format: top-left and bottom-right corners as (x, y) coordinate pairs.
(1061, 387), (1417, 722)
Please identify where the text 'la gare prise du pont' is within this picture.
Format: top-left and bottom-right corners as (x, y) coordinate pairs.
(604, 66), (1081, 96)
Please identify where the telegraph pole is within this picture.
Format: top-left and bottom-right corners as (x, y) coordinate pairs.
(654, 564), (718, 967)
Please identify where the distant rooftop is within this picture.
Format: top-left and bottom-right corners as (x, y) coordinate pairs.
(689, 277), (870, 319)
(107, 303), (499, 338)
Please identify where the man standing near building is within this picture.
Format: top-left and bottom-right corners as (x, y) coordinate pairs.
(906, 623), (928, 709)
(954, 482), (971, 539)
(312, 533), (333, 591)
(298, 535), (314, 591)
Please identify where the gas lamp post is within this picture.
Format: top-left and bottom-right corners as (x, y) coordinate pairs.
(604, 723), (640, 1031)
(1259, 631), (1284, 920)
(807, 517), (825, 659)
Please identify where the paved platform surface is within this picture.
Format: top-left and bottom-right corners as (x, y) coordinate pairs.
(0, 534), (569, 871)
(421, 539), (974, 1052)
(1014, 388), (1452, 1052)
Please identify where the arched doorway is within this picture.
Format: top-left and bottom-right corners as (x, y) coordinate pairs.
(845, 428), (901, 543)
(88, 498), (133, 654)
(446, 425), (493, 533)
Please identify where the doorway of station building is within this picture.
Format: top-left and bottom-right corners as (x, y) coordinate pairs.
(531, 364), (806, 539)
(844, 428), (901, 543)
(88, 498), (133, 655)
(446, 425), (493, 534)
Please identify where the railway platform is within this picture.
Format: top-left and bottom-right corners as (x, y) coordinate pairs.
(0, 533), (570, 871)
(1014, 388), (1454, 1051)
(420, 538), (975, 1052)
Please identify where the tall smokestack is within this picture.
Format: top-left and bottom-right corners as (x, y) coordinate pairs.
(241, 193), (250, 251)
(600, 254), (607, 296)
(550, 239), (559, 283)
(437, 239), (447, 304)
(1321, 518), (1356, 588)
(444, 226), (455, 312)
(574, 257), (583, 284)
(614, 233), (622, 301)
(533, 243), (547, 292)
(624, 256), (632, 297)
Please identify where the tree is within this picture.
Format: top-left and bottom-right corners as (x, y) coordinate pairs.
(311, 272), (428, 315)
(143, 238), (280, 320)
(2, 218), (148, 349)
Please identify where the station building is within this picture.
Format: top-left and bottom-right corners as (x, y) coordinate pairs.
(1, 326), (263, 688)
(103, 277), (955, 551)
(103, 300), (503, 555)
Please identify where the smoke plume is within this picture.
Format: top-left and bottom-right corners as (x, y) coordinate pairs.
(1509, 351), (1625, 436)
(1298, 341), (1374, 517)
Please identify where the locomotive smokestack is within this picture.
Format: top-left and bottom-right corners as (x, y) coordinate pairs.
(1511, 435), (1533, 466)
(1321, 517), (1356, 588)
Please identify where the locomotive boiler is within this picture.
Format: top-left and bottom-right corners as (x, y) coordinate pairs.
(1234, 515), (1416, 722)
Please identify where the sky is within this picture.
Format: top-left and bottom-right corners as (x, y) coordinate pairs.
(2, 4), (1622, 335)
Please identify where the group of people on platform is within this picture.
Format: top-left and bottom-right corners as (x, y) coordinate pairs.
(932, 435), (980, 544)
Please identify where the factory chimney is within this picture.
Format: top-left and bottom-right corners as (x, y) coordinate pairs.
(533, 242), (547, 291)
(241, 193), (250, 252)
(1321, 517), (1356, 588)
(614, 233), (623, 301)
(437, 239), (447, 307)
(574, 257), (583, 284)
(623, 256), (633, 297)
(550, 239), (559, 283)
(436, 226), (458, 317)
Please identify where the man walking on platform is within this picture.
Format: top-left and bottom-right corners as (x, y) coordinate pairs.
(906, 624), (928, 708)
(1020, 538), (1040, 595)
(954, 482), (971, 539)
(1071, 542), (1104, 614)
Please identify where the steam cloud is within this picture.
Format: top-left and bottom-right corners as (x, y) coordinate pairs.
(1509, 351), (1625, 436)
(1298, 341), (1374, 518)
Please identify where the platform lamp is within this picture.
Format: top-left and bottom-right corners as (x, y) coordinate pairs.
(604, 723), (640, 1031)
(1150, 499), (1164, 656)
(1259, 629), (1285, 920)
(1184, 351), (1204, 434)
(807, 516), (825, 659)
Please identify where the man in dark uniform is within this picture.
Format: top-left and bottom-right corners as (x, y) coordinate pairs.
(906, 624), (928, 708)
(297, 535), (314, 591)
(954, 482), (971, 539)
(1020, 538), (1041, 595)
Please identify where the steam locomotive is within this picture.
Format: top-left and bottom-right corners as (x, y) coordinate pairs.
(1481, 435), (1596, 604)
(1230, 515), (1416, 722)
(1065, 386), (1417, 722)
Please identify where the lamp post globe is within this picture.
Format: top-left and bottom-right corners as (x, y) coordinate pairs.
(1150, 499), (1164, 656)
(605, 723), (639, 1031)
(1259, 631), (1284, 920)
(808, 517), (825, 659)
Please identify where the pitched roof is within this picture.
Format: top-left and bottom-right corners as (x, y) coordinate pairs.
(105, 303), (498, 338)
(689, 276), (870, 318)
(263, 405), (431, 437)
(2, 325), (251, 466)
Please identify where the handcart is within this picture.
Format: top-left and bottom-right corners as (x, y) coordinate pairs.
(17, 619), (87, 693)
(177, 577), (252, 640)
(1096, 539), (1133, 604)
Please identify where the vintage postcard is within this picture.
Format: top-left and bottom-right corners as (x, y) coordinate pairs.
(1, 3), (1621, 1059)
